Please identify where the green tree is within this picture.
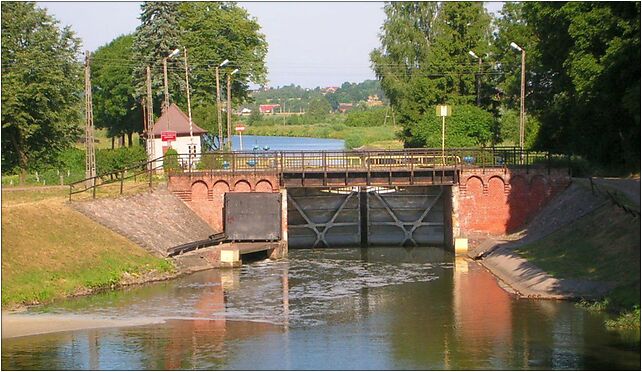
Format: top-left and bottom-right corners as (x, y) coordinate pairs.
(1, 2), (82, 178)
(523, 2), (640, 171)
(92, 34), (142, 147)
(412, 104), (494, 148)
(371, 2), (493, 147)
(306, 96), (332, 119)
(131, 1), (184, 114)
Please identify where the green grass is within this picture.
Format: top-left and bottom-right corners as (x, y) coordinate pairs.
(1, 190), (175, 307)
(514, 202), (640, 330)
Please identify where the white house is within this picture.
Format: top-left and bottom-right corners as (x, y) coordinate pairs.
(148, 103), (208, 169)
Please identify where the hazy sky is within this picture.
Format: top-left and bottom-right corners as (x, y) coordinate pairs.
(38, 1), (503, 88)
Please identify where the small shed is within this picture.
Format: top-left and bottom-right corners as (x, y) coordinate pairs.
(149, 103), (208, 168)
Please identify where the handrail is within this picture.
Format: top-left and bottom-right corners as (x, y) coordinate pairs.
(69, 147), (567, 201)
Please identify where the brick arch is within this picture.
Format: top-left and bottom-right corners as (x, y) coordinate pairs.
(191, 180), (209, 200)
(234, 180), (252, 192)
(255, 180), (274, 192)
(464, 176), (485, 189)
(212, 180), (230, 194)
(488, 175), (506, 187)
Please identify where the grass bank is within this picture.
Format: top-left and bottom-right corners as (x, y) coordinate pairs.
(513, 198), (640, 330)
(1, 188), (175, 308)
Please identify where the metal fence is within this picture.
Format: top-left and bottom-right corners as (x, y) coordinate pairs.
(69, 147), (569, 200)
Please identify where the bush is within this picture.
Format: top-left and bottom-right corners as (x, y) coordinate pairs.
(411, 104), (495, 148)
(344, 107), (389, 127)
(95, 146), (147, 175)
(163, 148), (181, 174)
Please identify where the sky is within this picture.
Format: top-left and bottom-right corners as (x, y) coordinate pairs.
(38, 1), (504, 89)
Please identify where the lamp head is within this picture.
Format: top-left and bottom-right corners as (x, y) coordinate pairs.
(468, 50), (478, 59)
(168, 48), (180, 58)
(510, 42), (523, 52)
(219, 59), (230, 67)
(231, 68), (239, 75)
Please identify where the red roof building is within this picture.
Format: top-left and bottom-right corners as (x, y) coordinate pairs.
(150, 103), (208, 136)
(259, 104), (281, 114)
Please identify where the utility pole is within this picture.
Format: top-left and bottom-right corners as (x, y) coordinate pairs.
(84, 51), (96, 183)
(215, 66), (223, 150)
(226, 72), (232, 150)
(163, 56), (170, 126)
(510, 42), (526, 152)
(146, 65), (154, 167)
(519, 48), (526, 152)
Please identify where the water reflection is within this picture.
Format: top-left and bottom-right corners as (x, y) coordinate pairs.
(2, 248), (639, 370)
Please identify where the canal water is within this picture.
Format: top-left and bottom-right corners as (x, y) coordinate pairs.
(229, 135), (345, 151)
(2, 247), (640, 370)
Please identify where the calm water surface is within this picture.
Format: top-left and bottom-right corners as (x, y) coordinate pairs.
(2, 248), (639, 370)
(230, 135), (345, 151)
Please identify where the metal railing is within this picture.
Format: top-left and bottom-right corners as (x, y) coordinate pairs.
(69, 147), (568, 200)
(68, 155), (165, 201)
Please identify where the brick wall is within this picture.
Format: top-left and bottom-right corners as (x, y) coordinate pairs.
(167, 172), (280, 232)
(458, 168), (570, 235)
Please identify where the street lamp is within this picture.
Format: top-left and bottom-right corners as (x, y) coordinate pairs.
(468, 50), (482, 106)
(215, 59), (229, 150)
(182, 48), (197, 170)
(227, 68), (239, 150)
(163, 48), (180, 114)
(510, 42), (526, 152)
(163, 48), (180, 150)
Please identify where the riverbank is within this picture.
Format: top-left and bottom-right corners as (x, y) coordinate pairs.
(1, 313), (166, 339)
(471, 178), (640, 329)
(1, 188), (177, 310)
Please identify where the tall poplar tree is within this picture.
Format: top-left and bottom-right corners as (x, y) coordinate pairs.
(1, 2), (82, 177)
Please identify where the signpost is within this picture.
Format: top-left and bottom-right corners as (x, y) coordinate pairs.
(235, 124), (246, 151)
(436, 105), (452, 164)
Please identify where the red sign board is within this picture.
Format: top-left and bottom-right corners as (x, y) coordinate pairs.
(235, 125), (246, 132)
(161, 131), (177, 142)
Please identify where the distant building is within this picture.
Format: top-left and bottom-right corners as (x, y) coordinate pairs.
(338, 103), (354, 113)
(259, 104), (281, 114)
(321, 86), (339, 95)
(366, 95), (384, 107)
(238, 108), (252, 116)
(149, 103), (208, 169)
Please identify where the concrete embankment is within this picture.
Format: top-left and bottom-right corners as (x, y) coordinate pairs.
(471, 179), (640, 301)
(72, 187), (216, 257)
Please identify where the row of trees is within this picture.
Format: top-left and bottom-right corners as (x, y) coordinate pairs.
(1, 2), (268, 175)
(372, 2), (640, 172)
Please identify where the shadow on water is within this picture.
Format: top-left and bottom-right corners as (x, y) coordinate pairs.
(2, 247), (640, 370)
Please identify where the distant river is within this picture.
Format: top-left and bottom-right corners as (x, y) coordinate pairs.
(229, 135), (345, 151)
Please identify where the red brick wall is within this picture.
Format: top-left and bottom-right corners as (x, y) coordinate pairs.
(168, 173), (280, 232)
(458, 168), (570, 235)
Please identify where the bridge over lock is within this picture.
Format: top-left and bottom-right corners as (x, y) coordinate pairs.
(164, 147), (571, 253)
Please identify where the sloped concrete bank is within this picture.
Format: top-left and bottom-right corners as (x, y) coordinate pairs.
(468, 179), (635, 300)
(72, 186), (216, 258)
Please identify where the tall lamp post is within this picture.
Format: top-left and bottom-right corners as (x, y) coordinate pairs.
(468, 50), (482, 106)
(163, 48), (181, 150)
(216, 59), (229, 150)
(510, 41), (526, 152)
(226, 68), (239, 150)
(183, 48), (196, 170)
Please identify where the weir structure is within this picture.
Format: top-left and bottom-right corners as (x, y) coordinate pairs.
(165, 147), (571, 258)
